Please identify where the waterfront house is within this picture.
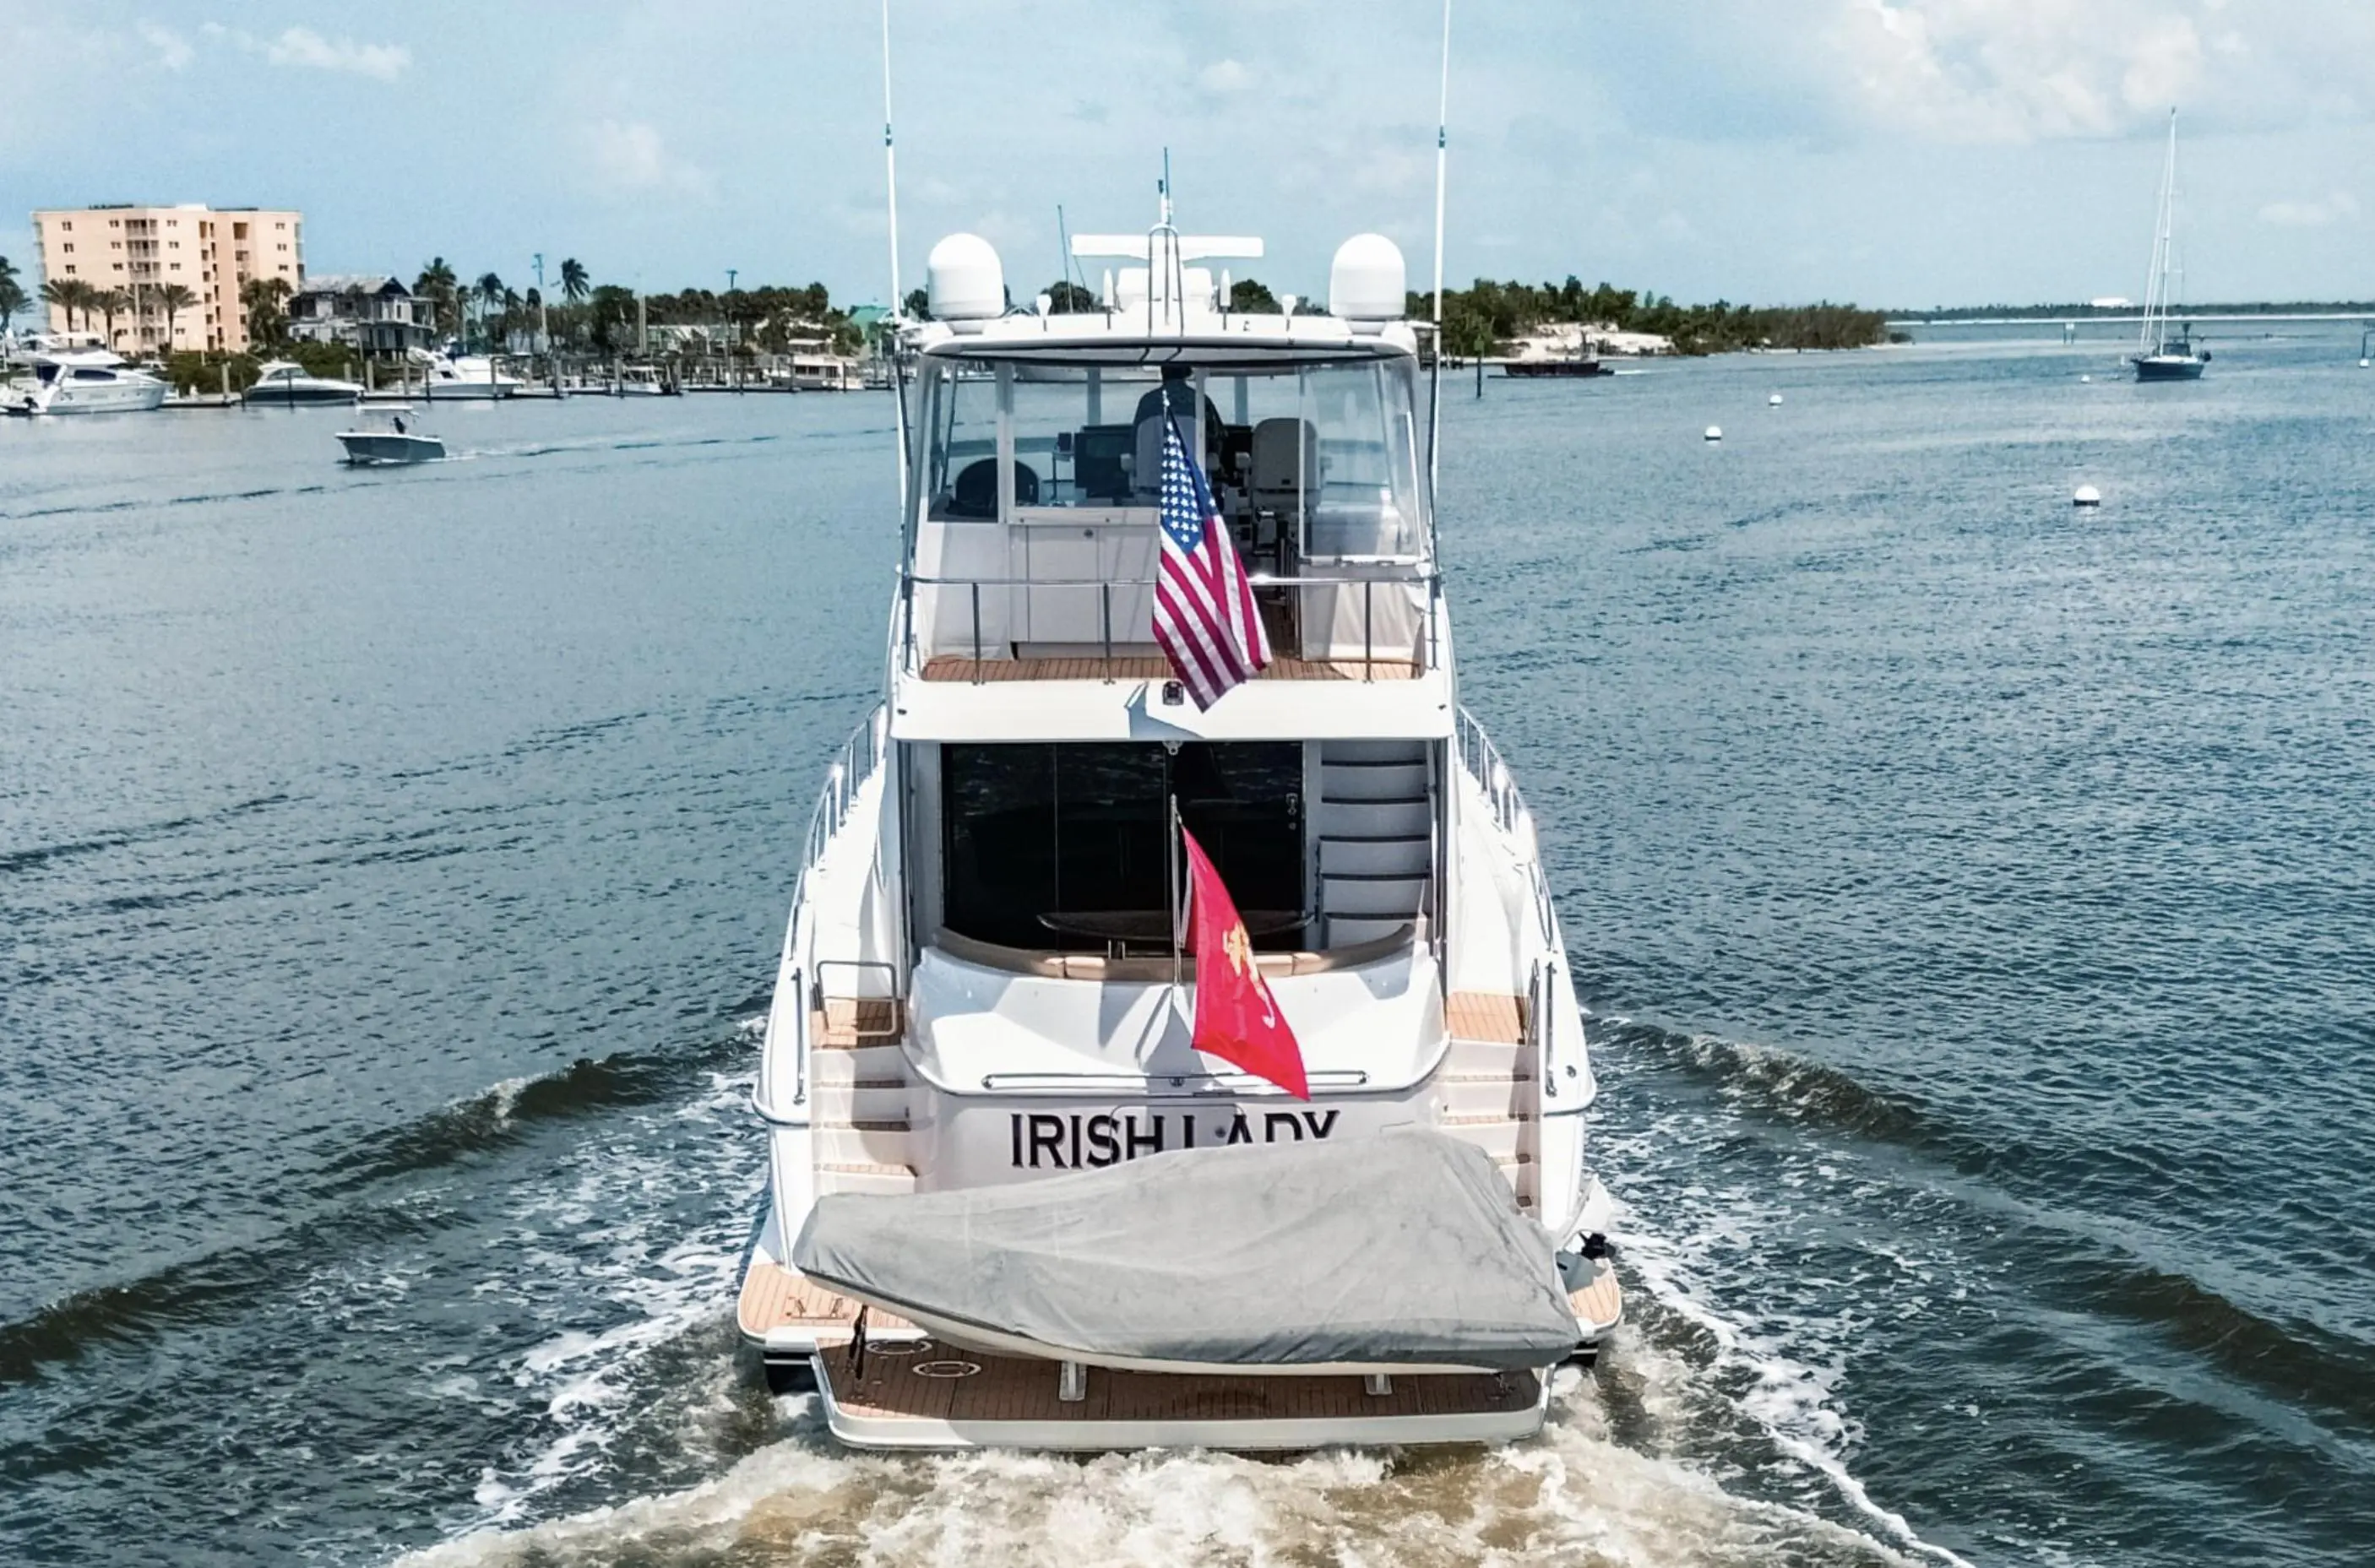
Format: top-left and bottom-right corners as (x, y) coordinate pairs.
(289, 275), (431, 354)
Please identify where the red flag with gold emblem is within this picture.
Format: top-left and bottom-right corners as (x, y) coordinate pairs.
(1182, 825), (1309, 1100)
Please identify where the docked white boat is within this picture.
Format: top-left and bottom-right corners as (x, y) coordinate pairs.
(247, 360), (362, 406)
(336, 407), (444, 465)
(736, 218), (1620, 1454)
(7, 348), (167, 415)
(420, 352), (521, 399)
(615, 366), (671, 396)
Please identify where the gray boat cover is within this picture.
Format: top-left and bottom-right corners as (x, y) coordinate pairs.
(791, 1128), (1579, 1370)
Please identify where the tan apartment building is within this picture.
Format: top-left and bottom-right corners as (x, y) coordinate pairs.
(30, 203), (304, 354)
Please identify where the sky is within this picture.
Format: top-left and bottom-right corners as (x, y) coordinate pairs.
(5, 1), (2373, 312)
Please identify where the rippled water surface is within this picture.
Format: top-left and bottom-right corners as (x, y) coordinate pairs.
(4, 330), (2371, 1566)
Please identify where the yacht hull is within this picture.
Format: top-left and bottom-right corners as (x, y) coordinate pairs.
(2133, 354), (2207, 382)
(18, 379), (167, 415)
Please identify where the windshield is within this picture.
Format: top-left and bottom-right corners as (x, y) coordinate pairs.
(915, 358), (1427, 558)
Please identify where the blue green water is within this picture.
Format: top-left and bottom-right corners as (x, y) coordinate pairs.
(3, 328), (2370, 1565)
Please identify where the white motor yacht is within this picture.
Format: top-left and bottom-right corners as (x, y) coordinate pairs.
(420, 352), (522, 399)
(737, 218), (1620, 1453)
(336, 406), (444, 464)
(8, 348), (167, 415)
(247, 360), (363, 406)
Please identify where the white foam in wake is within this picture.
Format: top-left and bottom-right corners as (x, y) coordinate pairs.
(401, 1367), (1912, 1568)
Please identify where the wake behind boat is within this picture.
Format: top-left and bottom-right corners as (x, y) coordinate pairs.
(736, 211), (1619, 1453)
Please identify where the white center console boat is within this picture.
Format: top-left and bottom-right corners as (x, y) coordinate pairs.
(738, 218), (1619, 1452)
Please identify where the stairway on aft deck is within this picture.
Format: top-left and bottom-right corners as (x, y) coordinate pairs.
(1315, 739), (1432, 947)
(808, 997), (916, 1196)
(1437, 990), (1539, 1213)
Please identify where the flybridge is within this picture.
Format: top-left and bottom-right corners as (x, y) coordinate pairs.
(912, 224), (1419, 350)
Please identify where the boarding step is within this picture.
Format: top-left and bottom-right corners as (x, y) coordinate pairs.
(1446, 1037), (1526, 1077)
(1438, 1073), (1534, 1119)
(815, 1162), (919, 1197)
(1318, 874), (1429, 918)
(812, 998), (905, 1049)
(809, 1044), (908, 1088)
(1496, 1155), (1539, 1213)
(811, 1082), (910, 1125)
(816, 1125), (915, 1166)
(1316, 800), (1431, 838)
(1444, 991), (1527, 1045)
(1439, 1115), (1528, 1163)
(1318, 836), (1431, 877)
(1319, 762), (1430, 802)
(1319, 738), (1429, 764)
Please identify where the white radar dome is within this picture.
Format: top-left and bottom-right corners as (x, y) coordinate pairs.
(1329, 234), (1406, 323)
(927, 233), (1004, 323)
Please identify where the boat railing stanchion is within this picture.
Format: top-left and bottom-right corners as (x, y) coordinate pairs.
(1100, 583), (1113, 682)
(1059, 1359), (1087, 1403)
(1365, 1373), (1393, 1397)
(1363, 578), (1375, 681)
(970, 581), (983, 682)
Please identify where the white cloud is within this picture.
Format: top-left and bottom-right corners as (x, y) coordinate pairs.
(1825, 0), (2204, 143)
(580, 119), (716, 200)
(139, 22), (193, 72)
(2257, 191), (2360, 227)
(261, 26), (410, 81)
(1198, 58), (1255, 96)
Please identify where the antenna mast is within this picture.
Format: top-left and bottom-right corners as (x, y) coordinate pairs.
(1432, 0), (1451, 326)
(1427, 0), (1453, 502)
(881, 0), (903, 317)
(880, 0), (910, 501)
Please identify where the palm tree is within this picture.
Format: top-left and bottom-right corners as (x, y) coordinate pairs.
(240, 275), (292, 348)
(94, 288), (132, 347)
(40, 278), (79, 332)
(0, 256), (25, 339)
(415, 257), (459, 339)
(559, 258), (590, 305)
(155, 282), (198, 348)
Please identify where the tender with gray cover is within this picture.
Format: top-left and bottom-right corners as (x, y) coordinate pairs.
(791, 1128), (1579, 1370)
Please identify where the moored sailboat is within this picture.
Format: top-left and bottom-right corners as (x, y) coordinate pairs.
(735, 211), (1620, 1452)
(2133, 109), (2209, 383)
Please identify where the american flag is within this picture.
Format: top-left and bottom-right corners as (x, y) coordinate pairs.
(1155, 415), (1270, 708)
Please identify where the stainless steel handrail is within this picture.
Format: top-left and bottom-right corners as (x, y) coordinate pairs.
(1455, 706), (1556, 948)
(902, 568), (1441, 684)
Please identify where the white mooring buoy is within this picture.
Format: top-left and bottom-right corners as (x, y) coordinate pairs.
(2361, 358), (2372, 369)
(1704, 426), (1723, 442)
(1769, 393), (1784, 407)
(2080, 374), (2093, 383)
(2073, 485), (2102, 508)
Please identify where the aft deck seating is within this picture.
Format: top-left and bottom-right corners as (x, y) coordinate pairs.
(930, 924), (1415, 980)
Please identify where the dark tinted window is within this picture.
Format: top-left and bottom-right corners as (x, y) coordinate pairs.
(942, 742), (1302, 950)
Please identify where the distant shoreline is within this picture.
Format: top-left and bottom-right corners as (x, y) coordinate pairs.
(1891, 301), (2375, 324)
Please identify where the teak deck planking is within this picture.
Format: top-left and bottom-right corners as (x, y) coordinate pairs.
(818, 1339), (1541, 1426)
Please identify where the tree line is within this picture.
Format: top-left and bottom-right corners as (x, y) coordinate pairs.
(886, 267), (1883, 355)
(1416, 277), (1889, 356)
(399, 258), (860, 356)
